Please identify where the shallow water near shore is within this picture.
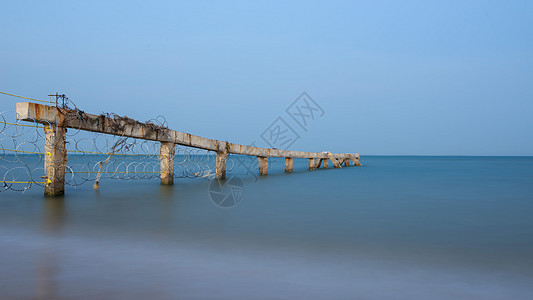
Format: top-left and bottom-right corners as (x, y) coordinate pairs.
(1, 156), (533, 299)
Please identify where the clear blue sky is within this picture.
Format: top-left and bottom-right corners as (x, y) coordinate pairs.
(2, 0), (532, 155)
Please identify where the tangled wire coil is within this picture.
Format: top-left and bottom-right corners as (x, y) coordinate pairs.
(1, 99), (234, 193)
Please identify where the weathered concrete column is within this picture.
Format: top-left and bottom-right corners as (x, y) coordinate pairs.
(343, 158), (350, 166)
(216, 151), (228, 179)
(323, 159), (329, 169)
(315, 158), (324, 169)
(160, 142), (175, 185)
(327, 152), (342, 168)
(258, 156), (268, 175)
(308, 158), (315, 170)
(285, 157), (293, 173)
(349, 154), (363, 166)
(44, 125), (67, 196)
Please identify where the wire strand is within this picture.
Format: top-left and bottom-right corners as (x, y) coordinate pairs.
(0, 91), (49, 103)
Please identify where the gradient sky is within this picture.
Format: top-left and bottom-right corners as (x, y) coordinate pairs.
(2, 0), (532, 155)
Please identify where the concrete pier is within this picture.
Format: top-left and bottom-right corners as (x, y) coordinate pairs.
(343, 158), (350, 167)
(160, 142), (175, 185)
(349, 154), (362, 166)
(216, 151), (228, 179)
(308, 158), (315, 170)
(327, 152), (342, 168)
(315, 158), (324, 169)
(258, 157), (268, 175)
(16, 102), (360, 160)
(285, 157), (293, 173)
(16, 102), (363, 196)
(44, 125), (67, 196)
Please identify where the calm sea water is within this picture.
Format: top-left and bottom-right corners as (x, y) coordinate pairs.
(1, 156), (532, 299)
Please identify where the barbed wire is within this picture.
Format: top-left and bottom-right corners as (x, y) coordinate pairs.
(1, 92), (234, 193)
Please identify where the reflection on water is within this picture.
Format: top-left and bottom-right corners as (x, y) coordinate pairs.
(159, 184), (175, 200)
(35, 248), (58, 300)
(43, 197), (65, 234)
(1, 156), (533, 299)
(35, 197), (64, 300)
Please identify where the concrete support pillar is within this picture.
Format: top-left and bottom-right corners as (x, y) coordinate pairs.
(216, 151), (228, 179)
(344, 158), (350, 166)
(44, 125), (67, 196)
(160, 142), (175, 185)
(285, 157), (293, 173)
(349, 154), (363, 166)
(323, 159), (329, 169)
(308, 158), (315, 170)
(327, 153), (342, 168)
(258, 156), (268, 175)
(315, 158), (324, 169)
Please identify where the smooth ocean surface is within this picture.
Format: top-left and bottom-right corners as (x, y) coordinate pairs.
(1, 156), (533, 299)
